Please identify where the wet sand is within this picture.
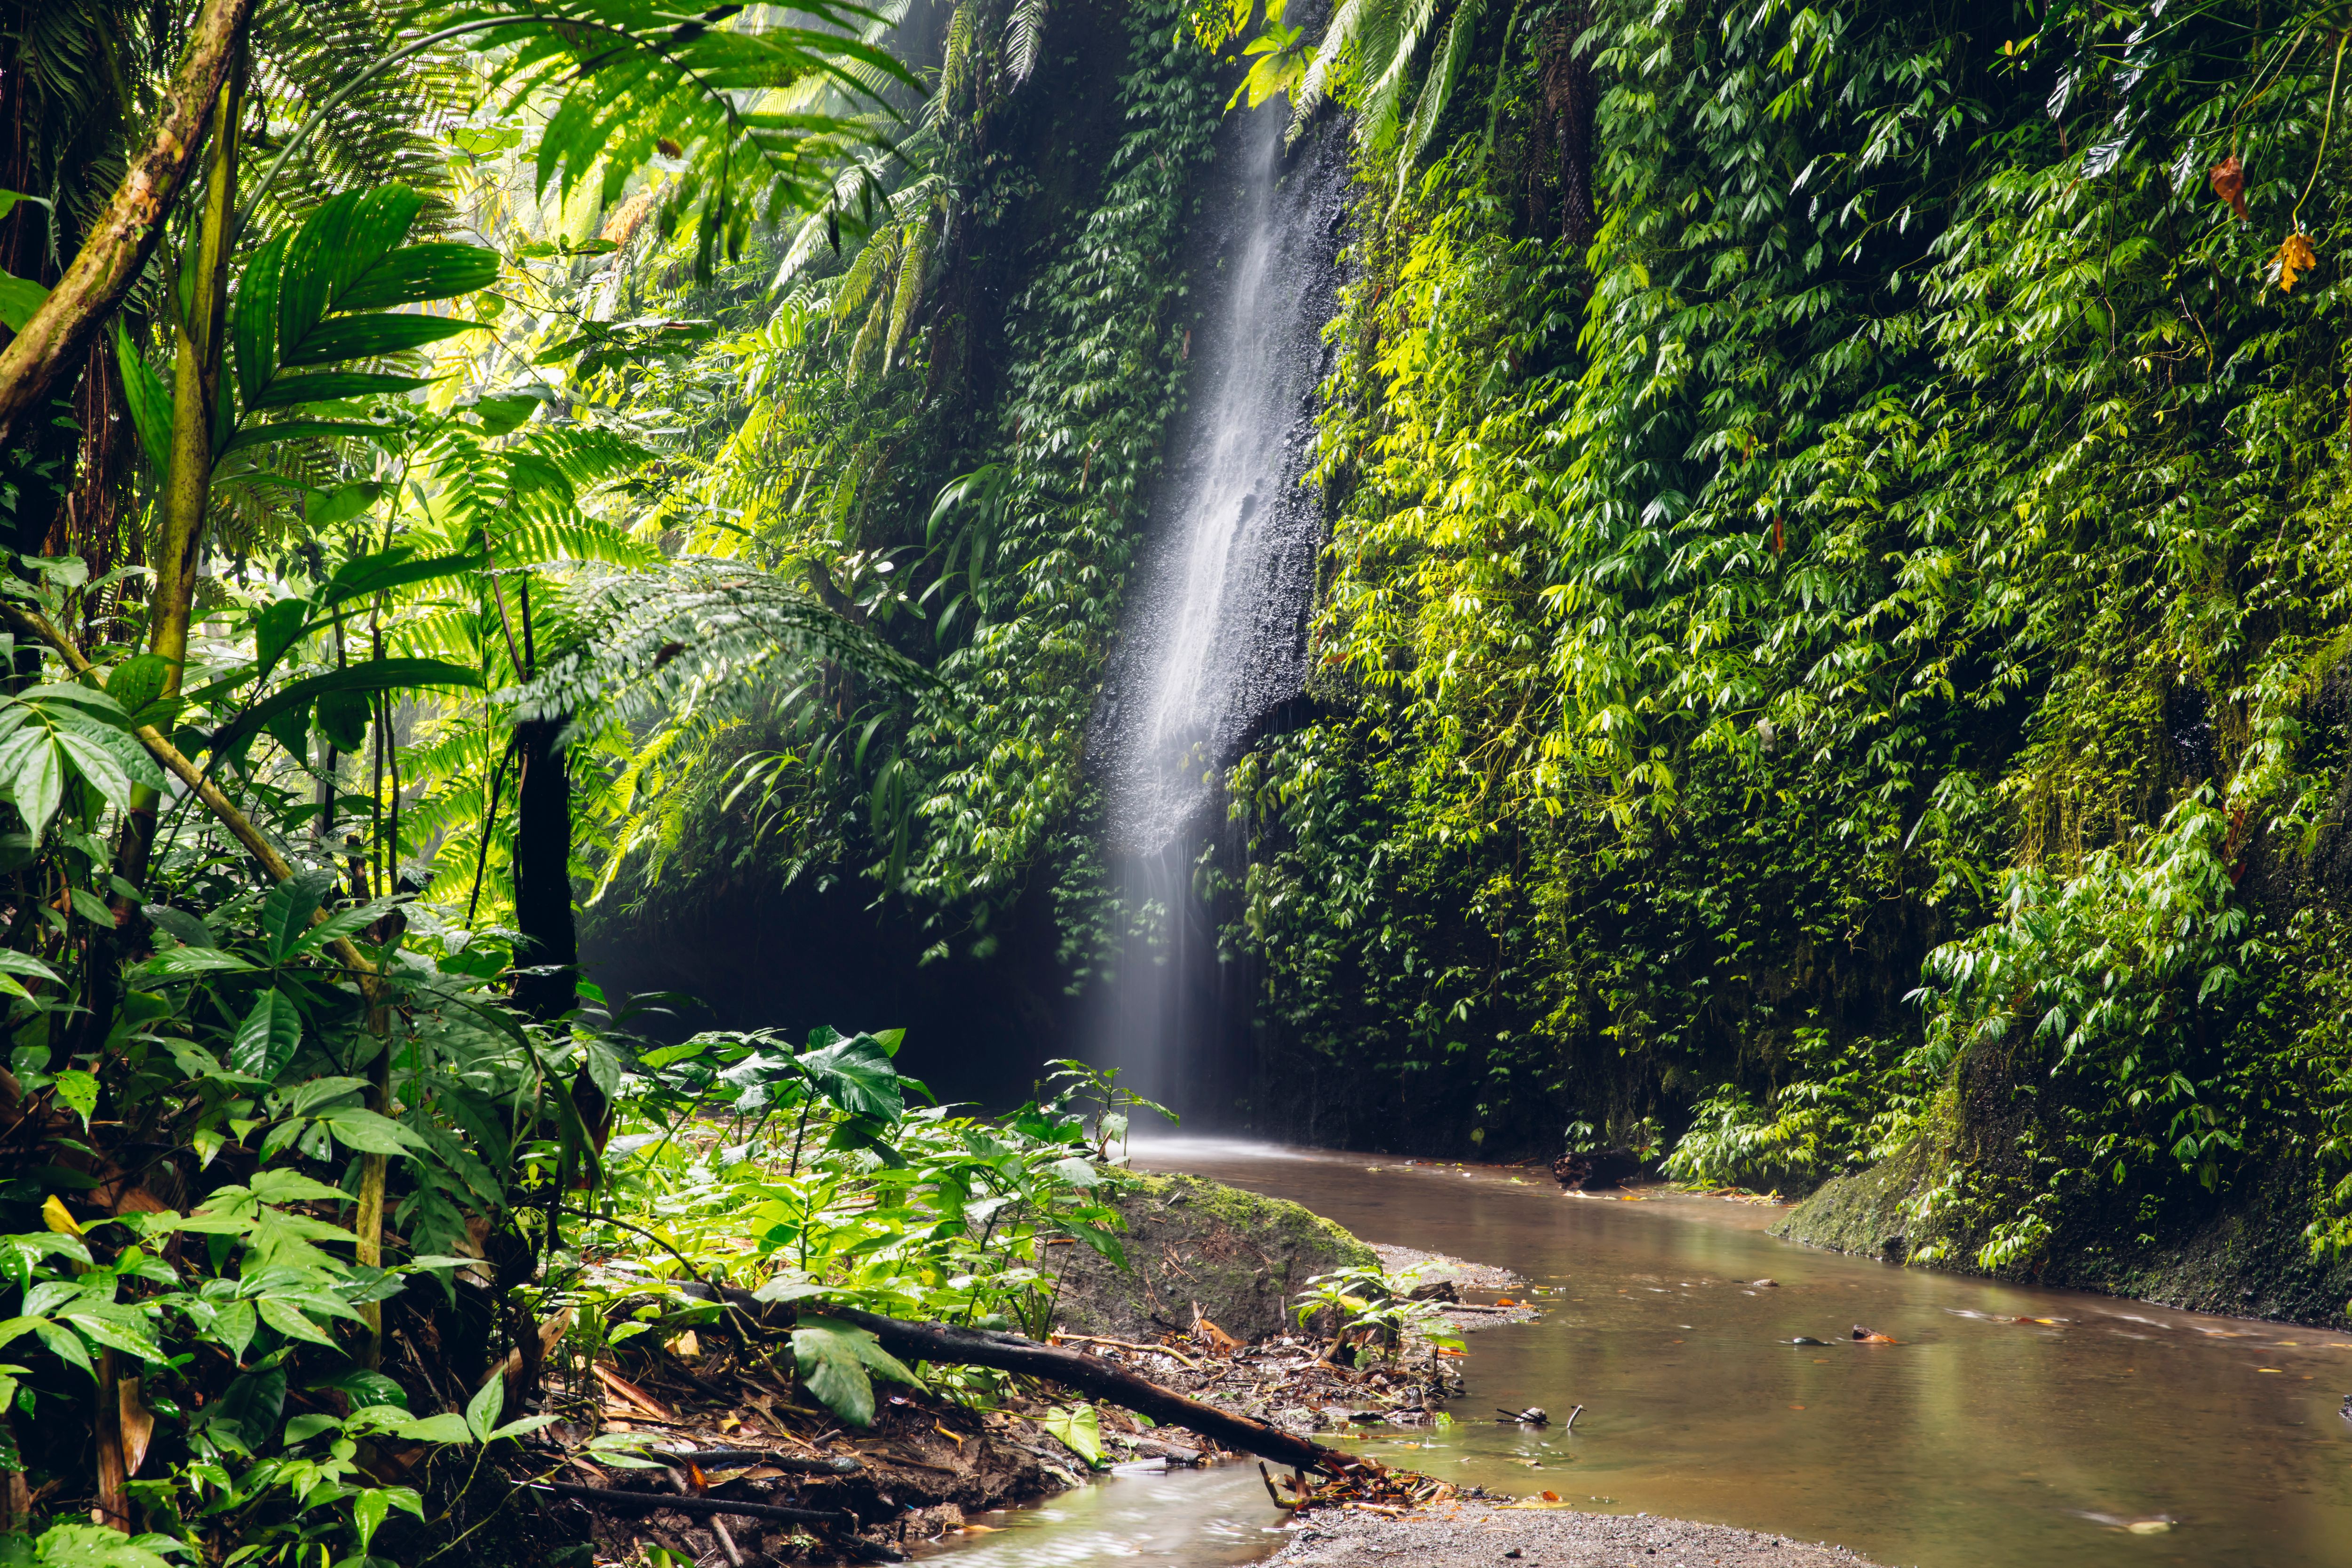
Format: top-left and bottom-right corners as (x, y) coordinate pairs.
(1271, 1504), (1890, 1568)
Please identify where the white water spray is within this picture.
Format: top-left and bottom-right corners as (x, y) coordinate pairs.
(1086, 103), (1343, 1115)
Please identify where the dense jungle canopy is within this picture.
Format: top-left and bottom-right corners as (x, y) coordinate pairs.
(1, 0), (2352, 1558)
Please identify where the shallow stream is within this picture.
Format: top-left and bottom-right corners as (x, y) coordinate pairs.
(922, 1138), (2352, 1568)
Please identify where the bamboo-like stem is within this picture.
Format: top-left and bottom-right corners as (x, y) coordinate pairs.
(119, 55), (239, 902)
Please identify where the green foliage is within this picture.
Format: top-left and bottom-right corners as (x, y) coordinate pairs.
(1290, 1263), (1463, 1358)
(464, 0), (920, 279)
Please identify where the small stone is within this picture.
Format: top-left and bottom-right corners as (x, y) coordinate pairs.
(1503, 1552), (1523, 1560)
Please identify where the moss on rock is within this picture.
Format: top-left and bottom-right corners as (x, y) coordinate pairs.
(1050, 1172), (1377, 1343)
(1770, 1142), (1937, 1263)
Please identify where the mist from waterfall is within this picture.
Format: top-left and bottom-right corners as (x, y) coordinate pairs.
(1084, 100), (1344, 1120)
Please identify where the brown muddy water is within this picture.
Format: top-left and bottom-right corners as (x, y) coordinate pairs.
(922, 1138), (2352, 1568)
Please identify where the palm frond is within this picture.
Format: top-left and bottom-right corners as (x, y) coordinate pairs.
(1399, 0), (1482, 190)
(250, 0), (471, 233)
(1004, 0), (1051, 87)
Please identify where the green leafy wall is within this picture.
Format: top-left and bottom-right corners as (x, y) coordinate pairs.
(1223, 0), (2352, 1297)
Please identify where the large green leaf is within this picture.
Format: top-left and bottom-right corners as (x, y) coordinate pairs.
(249, 372), (436, 411)
(278, 186), (426, 366)
(339, 242), (501, 311)
(229, 988), (302, 1079)
(798, 1032), (907, 1120)
(217, 420), (398, 459)
(0, 267), (46, 332)
(257, 871), (337, 965)
(789, 1317), (919, 1428)
(791, 1320), (875, 1427)
(213, 658), (484, 760)
(111, 324), (173, 477)
(321, 1108), (428, 1155)
(4, 736), (61, 834)
(278, 312), (482, 369)
(318, 545), (486, 611)
(132, 947), (256, 979)
(232, 232), (290, 414)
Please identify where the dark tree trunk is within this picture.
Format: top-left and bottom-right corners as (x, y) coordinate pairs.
(509, 716), (578, 1022)
(1537, 3), (1597, 250)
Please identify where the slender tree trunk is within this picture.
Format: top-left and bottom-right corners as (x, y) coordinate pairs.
(0, 0), (252, 450)
(86, 56), (241, 1074)
(119, 58), (241, 893)
(509, 716), (577, 1022)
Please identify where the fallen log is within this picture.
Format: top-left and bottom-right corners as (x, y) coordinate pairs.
(821, 1307), (1365, 1477)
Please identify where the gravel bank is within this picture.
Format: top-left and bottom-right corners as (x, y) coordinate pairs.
(1271, 1504), (1891, 1568)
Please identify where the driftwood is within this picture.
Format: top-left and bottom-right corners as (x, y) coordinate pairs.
(823, 1307), (1366, 1476)
(651, 1448), (862, 1476)
(537, 1481), (854, 1528)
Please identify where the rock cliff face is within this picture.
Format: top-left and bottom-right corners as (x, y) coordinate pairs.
(1050, 1172), (1377, 1342)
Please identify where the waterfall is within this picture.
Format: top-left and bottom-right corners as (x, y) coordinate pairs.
(1084, 99), (1346, 1120)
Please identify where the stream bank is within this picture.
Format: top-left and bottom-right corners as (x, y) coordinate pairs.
(1774, 1141), (2352, 1328)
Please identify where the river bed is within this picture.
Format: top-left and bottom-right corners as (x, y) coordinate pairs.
(924, 1138), (2352, 1568)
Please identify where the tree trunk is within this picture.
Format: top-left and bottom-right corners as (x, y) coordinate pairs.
(0, 0), (252, 450)
(119, 56), (240, 895)
(1537, 3), (1597, 251)
(509, 716), (578, 1022)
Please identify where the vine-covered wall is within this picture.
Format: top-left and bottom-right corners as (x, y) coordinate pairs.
(1223, 0), (2352, 1301)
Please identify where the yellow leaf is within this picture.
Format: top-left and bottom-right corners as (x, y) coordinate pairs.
(2275, 231), (2319, 293)
(41, 1195), (80, 1237)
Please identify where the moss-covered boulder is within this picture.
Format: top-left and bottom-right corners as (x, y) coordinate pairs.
(1770, 1141), (1937, 1263)
(1049, 1172), (1377, 1343)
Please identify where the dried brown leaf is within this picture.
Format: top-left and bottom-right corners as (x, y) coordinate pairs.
(2211, 153), (2249, 220)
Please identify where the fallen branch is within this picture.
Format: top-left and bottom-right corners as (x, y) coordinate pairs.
(1049, 1332), (1201, 1370)
(651, 1449), (861, 1476)
(535, 1482), (852, 1529)
(822, 1307), (1365, 1476)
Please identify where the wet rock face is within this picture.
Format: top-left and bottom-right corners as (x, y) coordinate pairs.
(1049, 1172), (1377, 1343)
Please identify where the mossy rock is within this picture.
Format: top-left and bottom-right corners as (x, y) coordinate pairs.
(1771, 1141), (1939, 1262)
(1050, 1172), (1377, 1343)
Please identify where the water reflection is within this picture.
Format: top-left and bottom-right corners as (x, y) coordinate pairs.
(909, 1460), (1286, 1568)
(1132, 1137), (2352, 1568)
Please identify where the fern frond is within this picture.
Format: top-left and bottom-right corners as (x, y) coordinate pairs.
(520, 557), (938, 734)
(883, 214), (935, 370)
(1399, 0), (1483, 190)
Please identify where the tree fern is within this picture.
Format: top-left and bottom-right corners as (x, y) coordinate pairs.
(520, 557), (937, 735)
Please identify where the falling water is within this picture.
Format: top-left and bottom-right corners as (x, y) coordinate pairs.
(1083, 99), (1346, 1120)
